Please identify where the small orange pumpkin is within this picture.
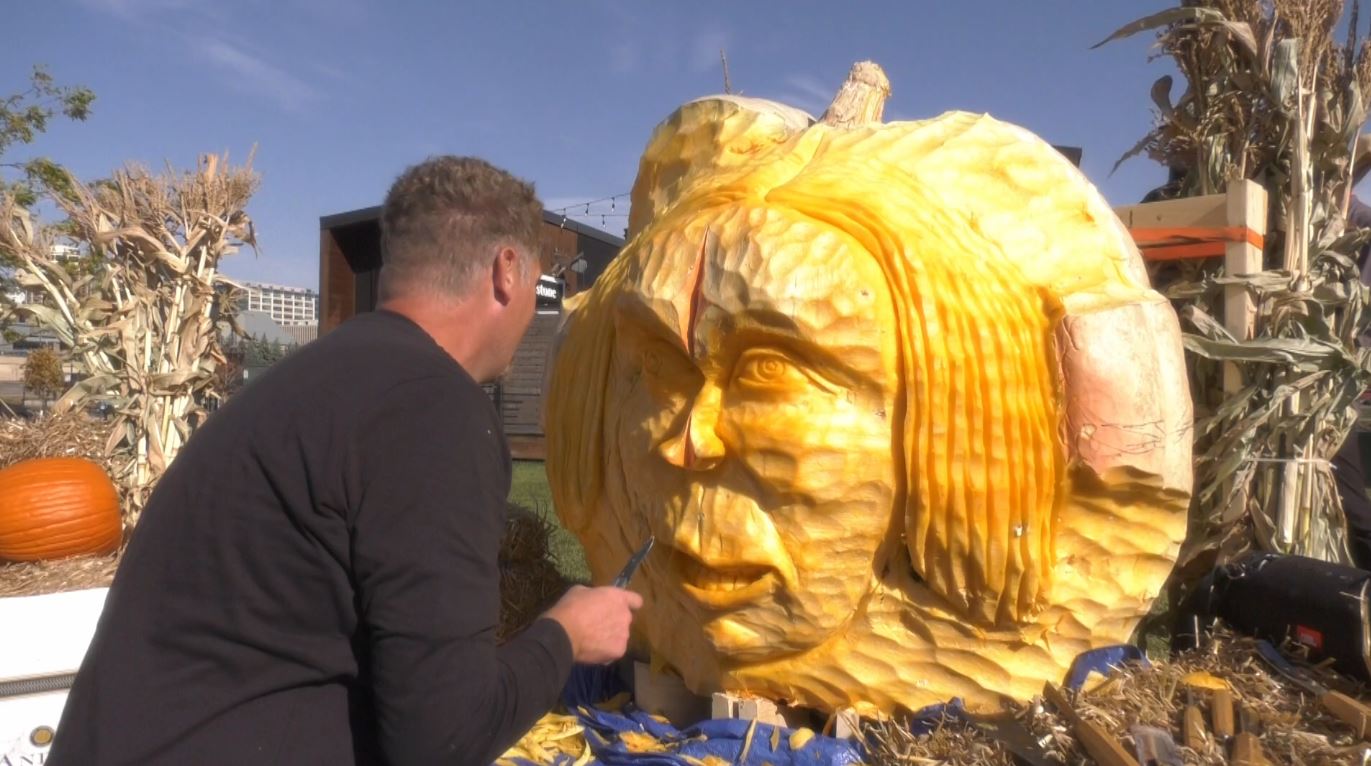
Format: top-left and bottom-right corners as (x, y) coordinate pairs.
(0, 457), (122, 562)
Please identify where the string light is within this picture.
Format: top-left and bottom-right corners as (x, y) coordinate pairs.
(549, 193), (630, 233)
(551, 192), (628, 214)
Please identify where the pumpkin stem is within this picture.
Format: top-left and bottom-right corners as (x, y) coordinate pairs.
(821, 61), (891, 127)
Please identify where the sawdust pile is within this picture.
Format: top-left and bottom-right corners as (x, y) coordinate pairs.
(864, 628), (1371, 766)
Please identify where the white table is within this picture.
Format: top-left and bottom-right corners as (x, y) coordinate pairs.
(0, 587), (109, 763)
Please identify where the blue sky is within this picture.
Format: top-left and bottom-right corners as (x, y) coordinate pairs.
(7, 1), (1197, 290)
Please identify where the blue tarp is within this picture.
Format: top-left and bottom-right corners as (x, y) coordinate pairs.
(1064, 644), (1149, 692)
(500, 645), (1147, 765)
(509, 665), (863, 765)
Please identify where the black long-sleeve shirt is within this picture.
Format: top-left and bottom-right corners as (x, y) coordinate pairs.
(47, 309), (573, 765)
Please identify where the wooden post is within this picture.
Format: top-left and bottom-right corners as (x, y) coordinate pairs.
(1222, 179), (1267, 394)
(1223, 179), (1267, 541)
(1112, 183), (1267, 388)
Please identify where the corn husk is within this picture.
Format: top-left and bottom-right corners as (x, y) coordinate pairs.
(1098, 0), (1371, 574)
(0, 152), (257, 524)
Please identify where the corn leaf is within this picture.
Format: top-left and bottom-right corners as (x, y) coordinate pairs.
(1091, 7), (1226, 49)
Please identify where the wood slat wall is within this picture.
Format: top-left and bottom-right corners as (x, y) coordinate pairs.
(495, 312), (560, 436)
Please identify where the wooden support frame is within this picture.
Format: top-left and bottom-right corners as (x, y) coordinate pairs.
(1113, 179), (1268, 395)
(1116, 180), (1268, 533)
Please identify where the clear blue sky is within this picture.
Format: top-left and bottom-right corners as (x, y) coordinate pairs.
(8, 1), (1197, 290)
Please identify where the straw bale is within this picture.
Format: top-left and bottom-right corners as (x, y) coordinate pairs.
(499, 503), (569, 642)
(0, 553), (119, 598)
(0, 411), (112, 469)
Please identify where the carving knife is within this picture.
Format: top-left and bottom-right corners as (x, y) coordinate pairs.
(1255, 639), (1371, 740)
(613, 535), (655, 588)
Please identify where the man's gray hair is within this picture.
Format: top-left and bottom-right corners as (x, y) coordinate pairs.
(378, 155), (543, 301)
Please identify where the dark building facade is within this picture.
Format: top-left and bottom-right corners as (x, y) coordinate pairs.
(318, 207), (624, 458)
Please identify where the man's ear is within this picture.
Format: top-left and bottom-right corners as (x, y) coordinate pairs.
(491, 245), (520, 306)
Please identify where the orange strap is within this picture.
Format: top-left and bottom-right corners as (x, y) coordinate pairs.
(1128, 226), (1264, 262)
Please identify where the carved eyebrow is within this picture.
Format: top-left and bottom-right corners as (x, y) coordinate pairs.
(612, 293), (889, 393)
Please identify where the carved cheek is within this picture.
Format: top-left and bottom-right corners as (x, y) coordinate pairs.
(719, 383), (897, 591)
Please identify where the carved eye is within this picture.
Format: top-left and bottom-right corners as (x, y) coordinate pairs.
(737, 354), (789, 385)
(733, 348), (845, 395)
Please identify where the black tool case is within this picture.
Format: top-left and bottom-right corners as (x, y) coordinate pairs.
(1172, 551), (1371, 683)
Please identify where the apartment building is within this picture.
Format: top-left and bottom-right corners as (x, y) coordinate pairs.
(240, 281), (319, 327)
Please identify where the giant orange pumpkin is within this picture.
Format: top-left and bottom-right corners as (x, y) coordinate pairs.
(544, 62), (1192, 714)
(0, 457), (122, 562)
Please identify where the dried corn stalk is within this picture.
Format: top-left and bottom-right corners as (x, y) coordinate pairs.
(1101, 0), (1371, 568)
(0, 153), (257, 521)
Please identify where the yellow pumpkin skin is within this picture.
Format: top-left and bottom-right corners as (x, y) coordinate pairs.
(0, 457), (122, 562)
(545, 88), (1192, 715)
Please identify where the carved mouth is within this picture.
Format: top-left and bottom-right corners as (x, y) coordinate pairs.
(669, 549), (776, 609)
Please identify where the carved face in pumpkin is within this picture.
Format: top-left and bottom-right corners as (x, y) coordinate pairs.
(605, 208), (900, 659)
(545, 68), (1193, 714)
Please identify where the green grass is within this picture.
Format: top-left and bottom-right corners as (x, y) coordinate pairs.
(1135, 587), (1174, 660)
(509, 460), (591, 584)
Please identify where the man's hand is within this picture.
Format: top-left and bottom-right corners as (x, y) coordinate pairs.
(543, 585), (643, 664)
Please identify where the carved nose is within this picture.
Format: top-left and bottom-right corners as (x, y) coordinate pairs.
(658, 384), (725, 471)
